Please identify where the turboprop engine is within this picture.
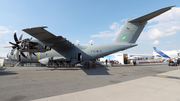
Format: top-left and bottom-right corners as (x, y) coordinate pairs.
(5, 32), (51, 60)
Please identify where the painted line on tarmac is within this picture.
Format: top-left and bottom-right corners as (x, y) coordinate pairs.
(153, 75), (180, 80)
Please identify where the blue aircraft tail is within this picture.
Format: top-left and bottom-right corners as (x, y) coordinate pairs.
(153, 47), (170, 58)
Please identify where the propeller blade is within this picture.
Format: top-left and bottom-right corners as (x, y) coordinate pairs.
(14, 32), (19, 44)
(32, 52), (37, 57)
(20, 52), (27, 58)
(4, 46), (13, 48)
(16, 49), (19, 60)
(9, 41), (21, 50)
(19, 33), (23, 40)
(9, 42), (17, 46)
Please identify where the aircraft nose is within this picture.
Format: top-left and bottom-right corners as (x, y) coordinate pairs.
(7, 52), (10, 59)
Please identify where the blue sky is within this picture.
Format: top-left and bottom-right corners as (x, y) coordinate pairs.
(0, 0), (180, 57)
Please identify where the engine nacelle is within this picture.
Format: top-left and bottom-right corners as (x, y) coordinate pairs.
(39, 57), (71, 64)
(20, 40), (51, 53)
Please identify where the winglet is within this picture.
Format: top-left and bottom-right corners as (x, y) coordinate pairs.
(153, 47), (170, 58)
(129, 6), (175, 23)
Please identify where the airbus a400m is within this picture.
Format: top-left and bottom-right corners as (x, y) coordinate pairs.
(6, 6), (174, 67)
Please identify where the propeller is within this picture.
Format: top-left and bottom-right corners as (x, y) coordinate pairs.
(7, 32), (37, 60)
(8, 32), (27, 59)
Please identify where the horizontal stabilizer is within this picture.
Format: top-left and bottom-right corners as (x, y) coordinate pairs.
(153, 47), (170, 58)
(129, 6), (175, 23)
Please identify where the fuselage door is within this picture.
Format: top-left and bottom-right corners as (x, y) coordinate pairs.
(78, 53), (82, 61)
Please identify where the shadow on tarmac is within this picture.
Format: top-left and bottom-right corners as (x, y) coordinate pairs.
(40, 65), (111, 75)
(79, 66), (111, 75)
(0, 71), (18, 76)
(37, 63), (168, 75)
(0, 67), (18, 76)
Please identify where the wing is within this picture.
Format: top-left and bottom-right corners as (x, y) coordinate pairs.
(22, 26), (74, 48)
(129, 6), (174, 23)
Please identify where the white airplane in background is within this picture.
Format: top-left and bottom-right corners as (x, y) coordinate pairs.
(153, 47), (180, 59)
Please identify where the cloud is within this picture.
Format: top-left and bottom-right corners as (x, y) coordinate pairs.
(152, 40), (159, 45)
(167, 41), (171, 43)
(89, 40), (94, 44)
(91, 31), (114, 38)
(109, 22), (118, 30)
(141, 7), (180, 40)
(0, 26), (12, 37)
(91, 22), (123, 39)
(0, 26), (8, 30)
(76, 40), (79, 43)
(0, 30), (12, 34)
(120, 19), (126, 22)
(148, 29), (163, 39)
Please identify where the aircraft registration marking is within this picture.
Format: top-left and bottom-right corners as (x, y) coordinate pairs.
(91, 50), (102, 53)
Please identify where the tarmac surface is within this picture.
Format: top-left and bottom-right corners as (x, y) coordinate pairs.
(0, 63), (178, 101)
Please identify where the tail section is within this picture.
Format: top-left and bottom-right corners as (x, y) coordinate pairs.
(153, 47), (170, 58)
(114, 19), (146, 43)
(114, 6), (174, 43)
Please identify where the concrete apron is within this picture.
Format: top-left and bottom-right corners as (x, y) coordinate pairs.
(32, 69), (180, 101)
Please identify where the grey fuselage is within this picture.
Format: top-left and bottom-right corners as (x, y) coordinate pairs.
(8, 39), (136, 63)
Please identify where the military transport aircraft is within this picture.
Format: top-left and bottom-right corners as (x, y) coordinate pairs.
(6, 6), (174, 67)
